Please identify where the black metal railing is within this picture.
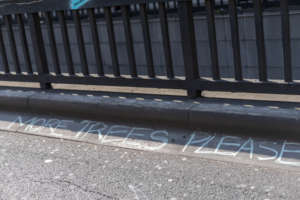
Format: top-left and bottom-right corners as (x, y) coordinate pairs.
(0, 0), (298, 97)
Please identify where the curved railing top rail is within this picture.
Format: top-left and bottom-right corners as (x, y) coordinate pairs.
(2, 0), (300, 16)
(0, 0), (172, 15)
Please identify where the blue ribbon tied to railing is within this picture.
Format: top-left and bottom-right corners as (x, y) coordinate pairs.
(70, 0), (90, 9)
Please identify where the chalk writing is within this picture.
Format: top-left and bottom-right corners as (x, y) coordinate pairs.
(275, 141), (300, 166)
(128, 185), (149, 200)
(6, 116), (169, 152)
(5, 115), (300, 168)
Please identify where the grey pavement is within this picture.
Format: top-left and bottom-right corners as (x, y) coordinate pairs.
(0, 111), (300, 199)
(0, 83), (299, 200)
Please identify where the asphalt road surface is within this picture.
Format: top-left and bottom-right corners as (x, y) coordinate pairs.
(1, 129), (300, 200)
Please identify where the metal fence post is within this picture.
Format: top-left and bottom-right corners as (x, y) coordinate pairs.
(28, 13), (52, 90)
(178, 0), (201, 98)
(280, 0), (292, 82)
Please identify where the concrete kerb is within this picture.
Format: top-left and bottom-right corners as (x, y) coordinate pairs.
(189, 103), (300, 138)
(0, 89), (299, 139)
(0, 89), (35, 110)
(27, 91), (191, 127)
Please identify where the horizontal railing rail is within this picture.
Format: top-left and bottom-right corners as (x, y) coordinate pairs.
(2, 1), (300, 16)
(0, 0), (298, 97)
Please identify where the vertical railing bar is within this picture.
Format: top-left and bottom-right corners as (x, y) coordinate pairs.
(57, 10), (75, 75)
(228, 0), (242, 81)
(88, 8), (104, 76)
(159, 2), (174, 79)
(178, 0), (201, 98)
(140, 3), (155, 78)
(205, 0), (220, 80)
(28, 13), (51, 89)
(122, 5), (138, 78)
(280, 0), (292, 82)
(0, 22), (9, 74)
(253, 0), (267, 82)
(4, 15), (21, 74)
(172, 0), (176, 9)
(16, 14), (33, 74)
(104, 7), (120, 77)
(73, 10), (89, 76)
(134, 4), (139, 13)
(44, 12), (61, 75)
(166, 0), (170, 9)
(155, 2), (159, 14)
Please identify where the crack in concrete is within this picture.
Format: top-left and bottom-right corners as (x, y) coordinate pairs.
(31, 178), (120, 200)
